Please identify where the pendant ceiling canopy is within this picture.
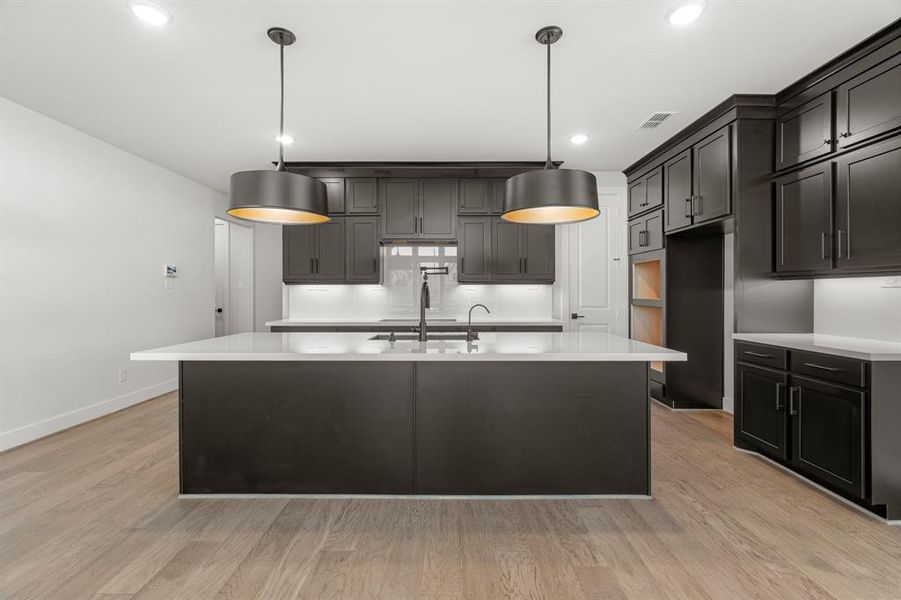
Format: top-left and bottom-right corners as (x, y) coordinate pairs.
(503, 26), (599, 225)
(228, 27), (329, 225)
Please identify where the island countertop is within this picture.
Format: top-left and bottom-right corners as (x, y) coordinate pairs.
(131, 331), (687, 363)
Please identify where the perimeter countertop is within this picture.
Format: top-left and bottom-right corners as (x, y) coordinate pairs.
(132, 332), (687, 363)
(732, 333), (901, 362)
(265, 318), (564, 328)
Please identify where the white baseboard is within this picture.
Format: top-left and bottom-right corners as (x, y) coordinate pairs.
(0, 379), (177, 451)
(722, 396), (734, 414)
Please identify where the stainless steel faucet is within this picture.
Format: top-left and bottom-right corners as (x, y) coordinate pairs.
(417, 267), (449, 342)
(466, 304), (490, 342)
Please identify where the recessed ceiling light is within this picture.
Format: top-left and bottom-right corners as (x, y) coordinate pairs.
(569, 133), (589, 145)
(129, 1), (171, 27)
(665, 0), (706, 26)
(275, 134), (294, 145)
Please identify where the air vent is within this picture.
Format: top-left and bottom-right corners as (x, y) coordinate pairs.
(637, 111), (677, 130)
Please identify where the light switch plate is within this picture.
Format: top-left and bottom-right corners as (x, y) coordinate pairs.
(881, 276), (901, 288)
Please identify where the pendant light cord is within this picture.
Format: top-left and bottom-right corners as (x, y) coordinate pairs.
(276, 42), (286, 172)
(545, 41), (554, 171)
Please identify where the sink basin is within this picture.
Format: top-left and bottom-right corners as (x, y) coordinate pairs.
(368, 333), (470, 342)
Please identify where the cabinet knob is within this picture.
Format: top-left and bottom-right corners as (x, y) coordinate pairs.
(839, 132), (851, 138)
(823, 139), (833, 145)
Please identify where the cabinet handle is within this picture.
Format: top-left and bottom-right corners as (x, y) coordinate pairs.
(461, 257), (465, 273)
(743, 350), (773, 359)
(310, 258), (315, 273)
(414, 217), (418, 233)
(836, 229), (843, 259)
(820, 232), (828, 261)
(684, 198), (692, 218)
(523, 257), (528, 273)
(788, 386), (800, 416)
(775, 382), (784, 411)
(373, 257), (377, 273)
(802, 362), (841, 372)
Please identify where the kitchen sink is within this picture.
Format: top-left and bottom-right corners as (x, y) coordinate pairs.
(368, 333), (470, 341)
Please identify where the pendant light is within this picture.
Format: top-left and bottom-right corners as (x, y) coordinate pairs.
(503, 26), (599, 225)
(228, 27), (329, 225)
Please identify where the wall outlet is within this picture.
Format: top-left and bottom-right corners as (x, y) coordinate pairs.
(118, 368), (127, 383)
(881, 277), (901, 288)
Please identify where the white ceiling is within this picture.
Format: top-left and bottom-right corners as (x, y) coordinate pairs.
(2, 1), (899, 192)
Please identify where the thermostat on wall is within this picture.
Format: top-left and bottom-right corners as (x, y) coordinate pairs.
(164, 265), (178, 278)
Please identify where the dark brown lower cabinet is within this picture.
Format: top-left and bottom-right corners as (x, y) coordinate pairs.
(736, 363), (788, 461)
(789, 375), (865, 498)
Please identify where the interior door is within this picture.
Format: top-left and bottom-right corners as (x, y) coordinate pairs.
(227, 221), (254, 334)
(419, 179), (457, 239)
(568, 187), (627, 336)
(664, 149), (692, 231)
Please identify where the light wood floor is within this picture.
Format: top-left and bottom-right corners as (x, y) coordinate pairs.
(2, 393), (900, 599)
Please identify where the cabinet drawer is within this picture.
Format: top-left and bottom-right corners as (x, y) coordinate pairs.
(790, 351), (866, 388)
(735, 342), (787, 370)
(628, 209), (664, 254)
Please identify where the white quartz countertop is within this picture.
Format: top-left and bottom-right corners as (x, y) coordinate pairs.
(265, 318), (564, 327)
(132, 332), (687, 363)
(733, 333), (901, 362)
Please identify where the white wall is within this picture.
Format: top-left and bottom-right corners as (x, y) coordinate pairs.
(814, 277), (901, 342)
(0, 98), (227, 450)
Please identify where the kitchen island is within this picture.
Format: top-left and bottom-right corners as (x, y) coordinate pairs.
(132, 331), (686, 497)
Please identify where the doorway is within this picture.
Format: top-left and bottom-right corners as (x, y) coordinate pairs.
(565, 186), (628, 335)
(214, 218), (255, 336)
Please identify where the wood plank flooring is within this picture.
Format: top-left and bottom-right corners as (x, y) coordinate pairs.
(2, 392), (900, 599)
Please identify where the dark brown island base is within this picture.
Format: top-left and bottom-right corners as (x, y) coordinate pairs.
(132, 332), (686, 497)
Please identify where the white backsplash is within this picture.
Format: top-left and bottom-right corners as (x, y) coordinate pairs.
(286, 246), (554, 320)
(814, 277), (901, 342)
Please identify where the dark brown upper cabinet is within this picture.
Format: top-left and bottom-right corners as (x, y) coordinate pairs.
(628, 167), (663, 218)
(628, 208), (664, 255)
(663, 149), (692, 232)
(319, 178), (345, 214)
(491, 220), (555, 283)
(419, 179), (457, 239)
(380, 178), (418, 239)
(775, 92), (834, 171)
(457, 217), (492, 282)
(775, 163), (833, 273)
(836, 52), (901, 151)
(835, 135), (901, 271)
(345, 178), (379, 214)
(345, 216), (381, 283)
(490, 178), (506, 214)
(381, 178), (456, 240)
(283, 219), (346, 283)
(458, 179), (492, 215)
(693, 126), (732, 224)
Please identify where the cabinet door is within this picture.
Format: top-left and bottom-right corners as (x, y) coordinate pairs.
(522, 224), (555, 282)
(319, 178), (345, 214)
(282, 225), (316, 283)
(457, 217), (492, 282)
(346, 217), (380, 283)
(645, 168), (663, 212)
(693, 126), (732, 223)
(345, 178), (379, 214)
(835, 136), (901, 270)
(419, 179), (457, 239)
(836, 53), (901, 150)
(776, 92), (834, 171)
(736, 363), (788, 461)
(775, 163), (833, 273)
(314, 220), (345, 281)
(489, 178), (506, 214)
(380, 178), (418, 239)
(492, 220), (523, 280)
(458, 179), (491, 214)
(789, 376), (865, 498)
(628, 178), (646, 216)
(628, 219), (646, 254)
(664, 149), (693, 231)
